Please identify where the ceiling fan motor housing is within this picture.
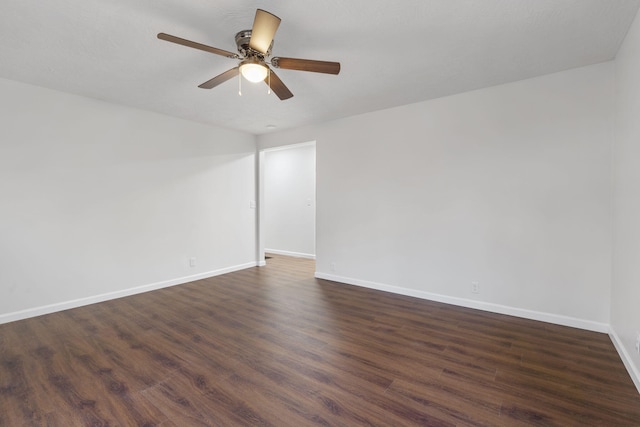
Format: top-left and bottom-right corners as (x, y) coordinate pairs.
(235, 30), (272, 59)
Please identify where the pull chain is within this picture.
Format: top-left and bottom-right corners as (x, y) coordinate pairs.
(267, 69), (271, 95)
(238, 72), (242, 96)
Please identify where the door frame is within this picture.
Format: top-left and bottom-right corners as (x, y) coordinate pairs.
(257, 140), (317, 265)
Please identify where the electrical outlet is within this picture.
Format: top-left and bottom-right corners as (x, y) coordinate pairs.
(471, 281), (480, 294)
(189, 257), (197, 268)
(330, 262), (336, 272)
(635, 332), (640, 354)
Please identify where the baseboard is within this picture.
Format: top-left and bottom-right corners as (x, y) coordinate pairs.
(0, 261), (259, 325)
(265, 248), (316, 259)
(609, 329), (640, 394)
(314, 272), (609, 334)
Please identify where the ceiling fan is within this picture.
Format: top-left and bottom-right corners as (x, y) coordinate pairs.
(157, 9), (341, 100)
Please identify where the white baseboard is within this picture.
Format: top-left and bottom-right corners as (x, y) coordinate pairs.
(609, 329), (640, 394)
(265, 248), (316, 260)
(314, 272), (610, 334)
(0, 261), (259, 325)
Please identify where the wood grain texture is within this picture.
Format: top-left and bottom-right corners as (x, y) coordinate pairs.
(1, 254), (639, 426)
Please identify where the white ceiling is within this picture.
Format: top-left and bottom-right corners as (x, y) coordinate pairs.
(1, 0), (638, 135)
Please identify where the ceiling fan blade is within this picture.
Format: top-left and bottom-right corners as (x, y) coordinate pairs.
(249, 9), (281, 55)
(271, 57), (340, 75)
(157, 33), (238, 58)
(198, 67), (239, 89)
(266, 68), (293, 100)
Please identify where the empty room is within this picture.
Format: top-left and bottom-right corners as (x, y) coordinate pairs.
(2, 0), (640, 425)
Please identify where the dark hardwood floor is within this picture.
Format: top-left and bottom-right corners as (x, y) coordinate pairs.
(1, 254), (639, 426)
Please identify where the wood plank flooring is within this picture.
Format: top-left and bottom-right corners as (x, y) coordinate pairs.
(1, 254), (639, 426)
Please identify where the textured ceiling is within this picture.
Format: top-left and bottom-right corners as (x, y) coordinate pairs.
(1, 0), (638, 135)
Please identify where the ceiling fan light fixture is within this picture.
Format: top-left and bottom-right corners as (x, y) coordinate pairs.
(158, 8), (340, 100)
(240, 61), (268, 83)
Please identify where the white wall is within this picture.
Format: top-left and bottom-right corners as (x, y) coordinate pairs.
(0, 77), (257, 322)
(259, 62), (615, 331)
(612, 8), (640, 391)
(264, 143), (316, 258)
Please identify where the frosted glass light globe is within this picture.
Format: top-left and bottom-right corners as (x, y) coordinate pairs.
(240, 63), (268, 83)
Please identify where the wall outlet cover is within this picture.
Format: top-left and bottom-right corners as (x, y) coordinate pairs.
(471, 281), (480, 294)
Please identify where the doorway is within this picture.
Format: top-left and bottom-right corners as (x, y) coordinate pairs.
(258, 141), (316, 264)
